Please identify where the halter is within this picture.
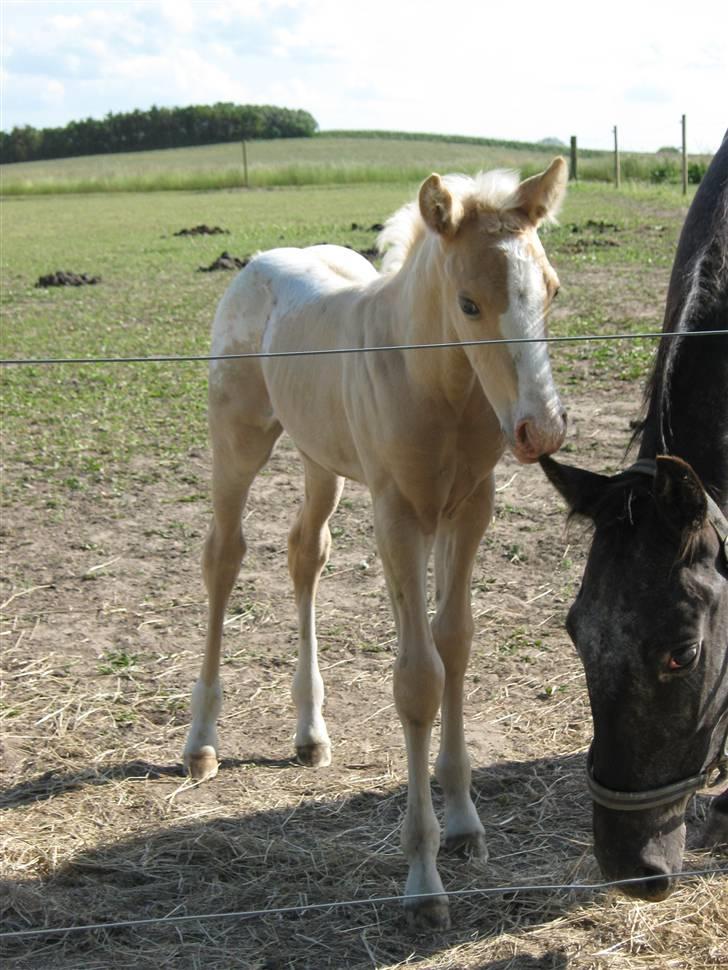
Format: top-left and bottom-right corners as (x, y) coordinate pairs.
(585, 457), (728, 813)
(586, 735), (728, 812)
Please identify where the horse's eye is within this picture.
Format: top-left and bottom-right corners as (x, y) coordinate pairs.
(459, 296), (480, 318)
(667, 643), (700, 672)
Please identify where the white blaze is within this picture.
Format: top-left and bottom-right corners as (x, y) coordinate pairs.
(498, 235), (562, 431)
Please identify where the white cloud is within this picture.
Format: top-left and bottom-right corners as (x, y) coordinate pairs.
(0, 0), (726, 151)
(45, 79), (65, 102)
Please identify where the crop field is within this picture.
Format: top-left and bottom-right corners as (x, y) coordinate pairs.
(0, 134), (709, 195)
(1, 167), (726, 969)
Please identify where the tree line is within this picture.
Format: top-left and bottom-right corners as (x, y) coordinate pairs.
(0, 103), (318, 164)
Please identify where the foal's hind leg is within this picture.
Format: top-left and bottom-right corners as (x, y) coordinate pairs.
(288, 456), (344, 767)
(184, 412), (281, 781)
(433, 476), (494, 860)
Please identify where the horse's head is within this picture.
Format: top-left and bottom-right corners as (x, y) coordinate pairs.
(418, 158), (568, 463)
(541, 453), (728, 899)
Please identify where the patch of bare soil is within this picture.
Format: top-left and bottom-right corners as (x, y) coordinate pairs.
(174, 225), (230, 237)
(198, 251), (251, 272)
(35, 271), (101, 287)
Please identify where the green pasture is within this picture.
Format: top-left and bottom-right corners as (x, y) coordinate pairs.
(0, 134), (709, 195)
(0, 136), (560, 194)
(0, 178), (693, 511)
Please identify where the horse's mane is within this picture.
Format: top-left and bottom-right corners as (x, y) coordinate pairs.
(376, 170), (522, 275)
(631, 139), (728, 453)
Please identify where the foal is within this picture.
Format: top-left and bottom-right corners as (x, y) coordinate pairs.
(184, 160), (568, 928)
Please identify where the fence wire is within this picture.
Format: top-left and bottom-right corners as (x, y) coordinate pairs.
(1, 867), (725, 940)
(0, 328), (726, 368)
(1, 325), (726, 946)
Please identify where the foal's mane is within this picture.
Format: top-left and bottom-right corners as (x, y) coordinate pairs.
(376, 170), (521, 275)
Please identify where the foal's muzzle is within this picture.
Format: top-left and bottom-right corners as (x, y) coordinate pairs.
(512, 410), (567, 463)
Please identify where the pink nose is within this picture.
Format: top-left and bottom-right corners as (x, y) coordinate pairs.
(514, 412), (567, 463)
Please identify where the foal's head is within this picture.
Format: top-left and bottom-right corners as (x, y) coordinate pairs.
(417, 159), (568, 463)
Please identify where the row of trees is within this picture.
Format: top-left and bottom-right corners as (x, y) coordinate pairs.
(0, 103), (318, 164)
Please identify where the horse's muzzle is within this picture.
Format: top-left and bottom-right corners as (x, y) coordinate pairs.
(512, 410), (567, 463)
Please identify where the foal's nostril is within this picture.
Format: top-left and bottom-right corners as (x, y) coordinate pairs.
(515, 420), (532, 451)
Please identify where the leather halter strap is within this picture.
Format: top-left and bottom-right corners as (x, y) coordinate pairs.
(586, 735), (728, 812)
(584, 457), (728, 812)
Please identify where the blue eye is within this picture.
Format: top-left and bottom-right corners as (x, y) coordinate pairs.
(459, 296), (480, 317)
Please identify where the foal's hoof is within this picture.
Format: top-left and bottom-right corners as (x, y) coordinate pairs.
(444, 831), (489, 861)
(296, 742), (332, 768)
(404, 896), (451, 932)
(184, 746), (219, 781)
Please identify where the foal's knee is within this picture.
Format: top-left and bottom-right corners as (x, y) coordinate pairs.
(393, 649), (445, 725)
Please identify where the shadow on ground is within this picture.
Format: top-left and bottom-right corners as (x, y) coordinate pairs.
(1, 751), (722, 970)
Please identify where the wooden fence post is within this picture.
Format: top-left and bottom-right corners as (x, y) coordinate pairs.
(681, 114), (688, 195)
(613, 125), (620, 189)
(569, 136), (578, 181)
(242, 140), (249, 188)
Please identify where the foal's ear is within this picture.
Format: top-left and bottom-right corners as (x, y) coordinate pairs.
(539, 455), (610, 520)
(513, 157), (568, 227)
(653, 456), (708, 541)
(419, 174), (464, 237)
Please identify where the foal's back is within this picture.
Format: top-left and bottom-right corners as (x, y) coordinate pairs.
(210, 244), (378, 365)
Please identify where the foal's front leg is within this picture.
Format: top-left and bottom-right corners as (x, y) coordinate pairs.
(373, 493), (448, 930)
(432, 476), (494, 859)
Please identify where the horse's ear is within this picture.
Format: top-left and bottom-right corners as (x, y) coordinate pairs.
(419, 174), (464, 237)
(513, 157), (568, 227)
(539, 455), (610, 520)
(653, 456), (708, 541)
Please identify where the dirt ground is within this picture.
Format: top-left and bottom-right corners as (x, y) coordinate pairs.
(2, 192), (727, 968)
(2, 366), (726, 969)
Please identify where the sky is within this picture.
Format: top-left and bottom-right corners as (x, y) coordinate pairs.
(1, 0), (726, 154)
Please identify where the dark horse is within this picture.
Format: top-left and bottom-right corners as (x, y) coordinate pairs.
(541, 133), (728, 900)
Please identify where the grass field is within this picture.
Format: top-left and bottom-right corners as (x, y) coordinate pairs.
(2, 176), (726, 969)
(0, 179), (689, 508)
(0, 134), (709, 195)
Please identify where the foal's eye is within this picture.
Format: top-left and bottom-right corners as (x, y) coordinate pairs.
(459, 296), (480, 318)
(667, 643), (700, 672)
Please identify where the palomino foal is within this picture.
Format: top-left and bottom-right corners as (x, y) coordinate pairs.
(184, 159), (568, 929)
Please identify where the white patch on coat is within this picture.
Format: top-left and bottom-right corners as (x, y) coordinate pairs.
(497, 235), (562, 428)
(209, 246), (376, 382)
